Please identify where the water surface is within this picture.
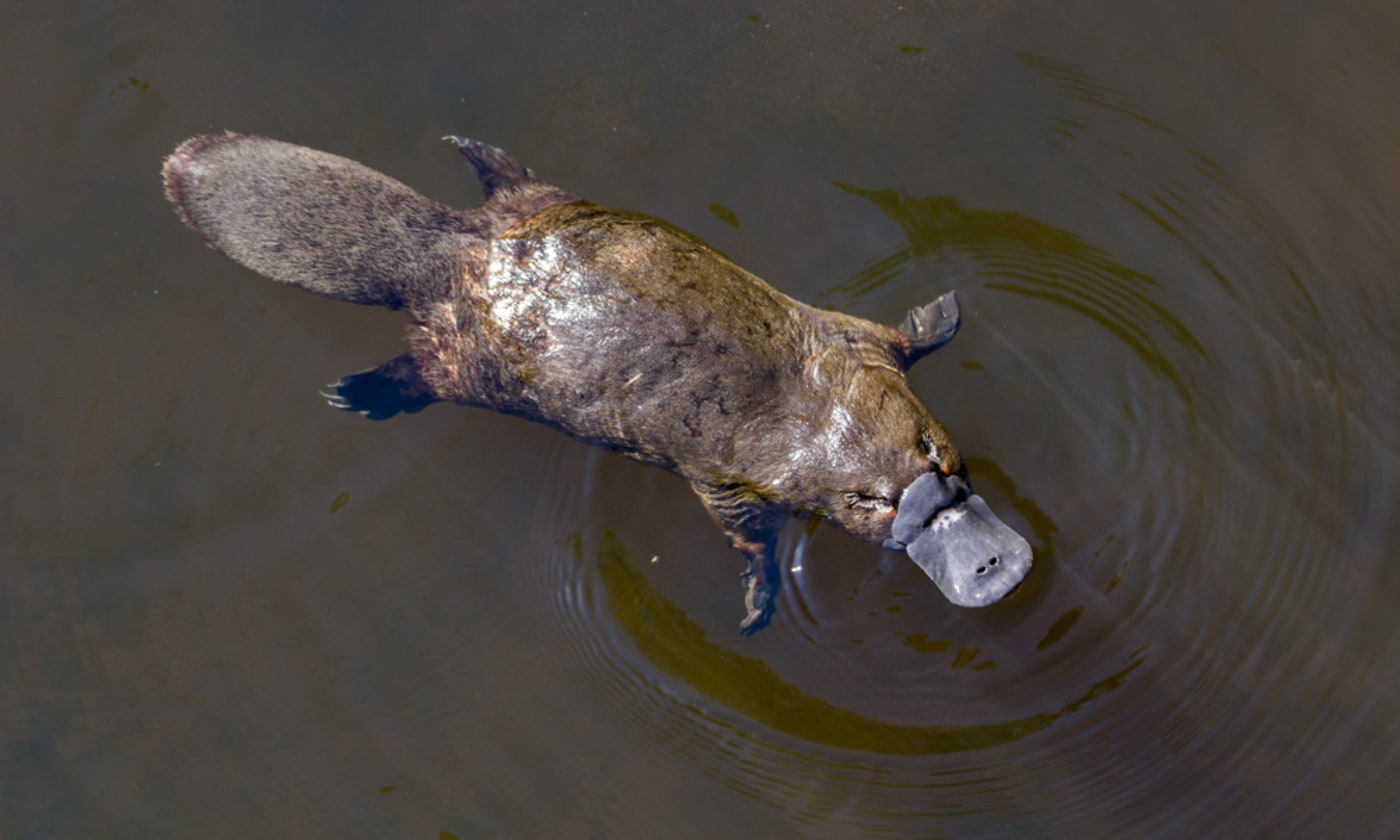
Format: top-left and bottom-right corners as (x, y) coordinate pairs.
(2, 1), (1397, 837)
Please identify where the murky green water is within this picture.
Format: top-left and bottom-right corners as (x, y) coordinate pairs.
(3, 1), (1397, 837)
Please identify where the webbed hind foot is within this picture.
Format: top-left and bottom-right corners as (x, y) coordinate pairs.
(442, 135), (580, 218)
(443, 136), (537, 198)
(322, 352), (438, 420)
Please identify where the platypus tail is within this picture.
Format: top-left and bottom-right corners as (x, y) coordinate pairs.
(162, 133), (466, 310)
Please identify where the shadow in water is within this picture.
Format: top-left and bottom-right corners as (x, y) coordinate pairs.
(821, 184), (1206, 412)
(588, 531), (1142, 756)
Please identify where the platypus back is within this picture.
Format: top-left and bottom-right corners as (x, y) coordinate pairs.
(161, 132), (1031, 635)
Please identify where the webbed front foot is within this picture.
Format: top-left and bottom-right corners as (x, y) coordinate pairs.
(687, 480), (786, 635)
(735, 537), (780, 635)
(895, 290), (961, 367)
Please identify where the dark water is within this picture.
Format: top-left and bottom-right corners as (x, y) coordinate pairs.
(4, 1), (1398, 837)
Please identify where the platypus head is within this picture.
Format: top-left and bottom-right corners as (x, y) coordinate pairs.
(810, 374), (1031, 607)
(805, 291), (1032, 608)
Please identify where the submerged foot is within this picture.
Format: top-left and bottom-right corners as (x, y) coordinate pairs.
(322, 353), (437, 420)
(737, 540), (780, 635)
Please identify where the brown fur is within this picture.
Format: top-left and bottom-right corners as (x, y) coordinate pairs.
(162, 132), (970, 633)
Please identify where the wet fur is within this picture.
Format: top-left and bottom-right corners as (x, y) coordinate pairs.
(163, 132), (967, 633)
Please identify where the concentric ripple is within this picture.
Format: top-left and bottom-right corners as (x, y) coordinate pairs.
(520, 50), (1398, 835)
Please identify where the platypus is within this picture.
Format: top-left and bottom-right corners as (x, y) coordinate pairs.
(162, 132), (1031, 633)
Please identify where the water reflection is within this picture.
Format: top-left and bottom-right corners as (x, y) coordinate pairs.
(581, 530), (1142, 756)
(1018, 52), (1176, 137)
(821, 184), (1206, 411)
(6, 0), (1399, 833)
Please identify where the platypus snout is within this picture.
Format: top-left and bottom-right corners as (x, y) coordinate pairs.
(884, 472), (1033, 607)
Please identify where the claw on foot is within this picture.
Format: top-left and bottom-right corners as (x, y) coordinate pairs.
(740, 572), (775, 635)
(321, 387), (353, 412)
(734, 535), (779, 635)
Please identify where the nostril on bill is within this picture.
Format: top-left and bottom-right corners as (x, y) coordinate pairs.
(893, 476), (1034, 607)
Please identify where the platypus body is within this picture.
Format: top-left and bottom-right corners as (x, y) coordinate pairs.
(162, 133), (1031, 633)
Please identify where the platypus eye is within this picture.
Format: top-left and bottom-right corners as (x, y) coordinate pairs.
(845, 493), (894, 513)
(920, 432), (941, 467)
